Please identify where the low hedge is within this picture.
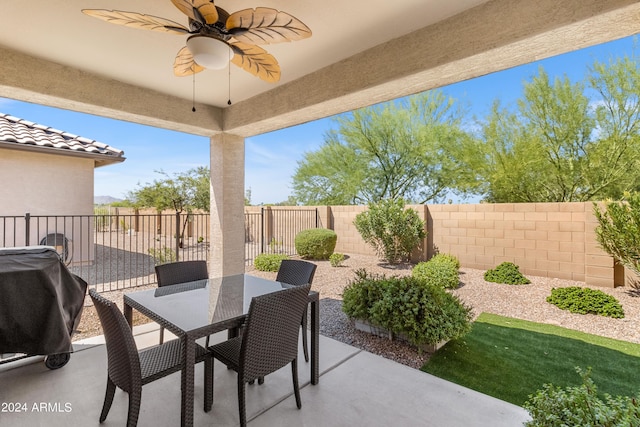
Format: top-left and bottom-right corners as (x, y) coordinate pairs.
(412, 253), (460, 289)
(484, 262), (530, 285)
(342, 269), (472, 347)
(546, 286), (624, 318)
(253, 253), (289, 272)
(295, 228), (337, 260)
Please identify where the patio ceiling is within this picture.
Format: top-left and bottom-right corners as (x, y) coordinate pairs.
(0, 0), (639, 138)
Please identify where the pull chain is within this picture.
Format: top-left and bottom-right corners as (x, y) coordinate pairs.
(192, 73), (196, 112)
(227, 63), (232, 106)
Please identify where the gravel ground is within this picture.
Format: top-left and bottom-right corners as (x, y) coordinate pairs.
(75, 253), (640, 370)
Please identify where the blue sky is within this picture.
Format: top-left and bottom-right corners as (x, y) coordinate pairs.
(1, 35), (637, 204)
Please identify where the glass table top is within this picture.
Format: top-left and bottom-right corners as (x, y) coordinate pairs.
(124, 274), (296, 333)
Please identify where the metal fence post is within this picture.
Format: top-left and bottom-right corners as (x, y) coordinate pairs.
(260, 207), (265, 254)
(24, 212), (30, 246)
(175, 211), (181, 261)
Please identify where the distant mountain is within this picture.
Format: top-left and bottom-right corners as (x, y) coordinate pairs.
(94, 195), (122, 205)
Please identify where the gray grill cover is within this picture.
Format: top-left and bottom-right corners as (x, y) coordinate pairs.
(0, 246), (87, 355)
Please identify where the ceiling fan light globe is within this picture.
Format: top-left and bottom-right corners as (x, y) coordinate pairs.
(186, 35), (231, 70)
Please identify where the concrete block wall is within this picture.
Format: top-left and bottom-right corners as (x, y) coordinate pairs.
(122, 202), (620, 288)
(330, 205), (377, 257)
(319, 202), (619, 288)
(425, 202), (615, 287)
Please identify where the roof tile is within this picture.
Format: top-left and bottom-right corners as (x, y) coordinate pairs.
(0, 113), (125, 160)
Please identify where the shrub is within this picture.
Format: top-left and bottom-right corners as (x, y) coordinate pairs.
(524, 367), (640, 427)
(484, 262), (530, 285)
(342, 270), (472, 347)
(594, 192), (640, 276)
(412, 254), (460, 289)
(254, 253), (289, 272)
(432, 253), (460, 269)
(148, 247), (176, 265)
(353, 199), (426, 264)
(342, 269), (386, 321)
(295, 228), (337, 260)
(329, 252), (345, 267)
(546, 286), (624, 318)
(268, 237), (283, 252)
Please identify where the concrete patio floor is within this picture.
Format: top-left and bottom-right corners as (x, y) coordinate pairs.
(0, 324), (529, 426)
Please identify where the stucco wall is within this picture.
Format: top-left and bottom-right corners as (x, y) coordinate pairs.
(0, 149), (94, 215)
(0, 148), (94, 262)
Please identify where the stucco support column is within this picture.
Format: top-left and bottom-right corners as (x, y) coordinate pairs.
(209, 132), (245, 278)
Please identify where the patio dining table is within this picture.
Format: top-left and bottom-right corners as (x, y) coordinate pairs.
(123, 274), (320, 427)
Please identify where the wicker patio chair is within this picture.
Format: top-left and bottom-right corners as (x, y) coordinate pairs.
(275, 259), (317, 362)
(208, 284), (311, 427)
(155, 260), (208, 344)
(89, 289), (213, 427)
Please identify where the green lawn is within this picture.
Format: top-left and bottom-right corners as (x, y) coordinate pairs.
(421, 313), (640, 406)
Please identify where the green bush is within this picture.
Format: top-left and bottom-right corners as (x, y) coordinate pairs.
(148, 247), (176, 265)
(342, 269), (387, 321)
(329, 252), (345, 267)
(254, 253), (289, 272)
(546, 286), (624, 318)
(268, 237), (283, 252)
(353, 199), (426, 264)
(342, 270), (472, 347)
(412, 254), (460, 289)
(433, 253), (460, 269)
(295, 228), (337, 260)
(524, 367), (640, 427)
(594, 192), (640, 277)
(484, 262), (530, 285)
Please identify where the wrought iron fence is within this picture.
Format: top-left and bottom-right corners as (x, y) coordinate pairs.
(0, 211), (210, 292)
(0, 208), (319, 291)
(245, 207), (320, 264)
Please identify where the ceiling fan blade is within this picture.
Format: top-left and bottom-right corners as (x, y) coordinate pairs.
(227, 7), (312, 45)
(194, 0), (219, 25)
(82, 9), (189, 35)
(174, 46), (206, 76)
(171, 0), (198, 21)
(171, 0), (218, 25)
(230, 42), (280, 83)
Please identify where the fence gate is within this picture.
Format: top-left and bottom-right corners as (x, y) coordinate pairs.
(244, 208), (320, 264)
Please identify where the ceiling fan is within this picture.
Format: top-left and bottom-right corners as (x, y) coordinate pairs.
(82, 1), (312, 83)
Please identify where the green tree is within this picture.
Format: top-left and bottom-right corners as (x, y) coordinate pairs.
(593, 192), (640, 277)
(472, 58), (640, 202)
(292, 91), (472, 205)
(109, 200), (135, 208)
(587, 55), (640, 197)
(128, 167), (210, 213)
(128, 167), (210, 245)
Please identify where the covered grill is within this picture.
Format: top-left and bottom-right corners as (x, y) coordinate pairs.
(0, 246), (87, 369)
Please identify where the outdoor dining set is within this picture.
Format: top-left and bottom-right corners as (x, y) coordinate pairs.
(0, 247), (319, 427)
(92, 259), (319, 427)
